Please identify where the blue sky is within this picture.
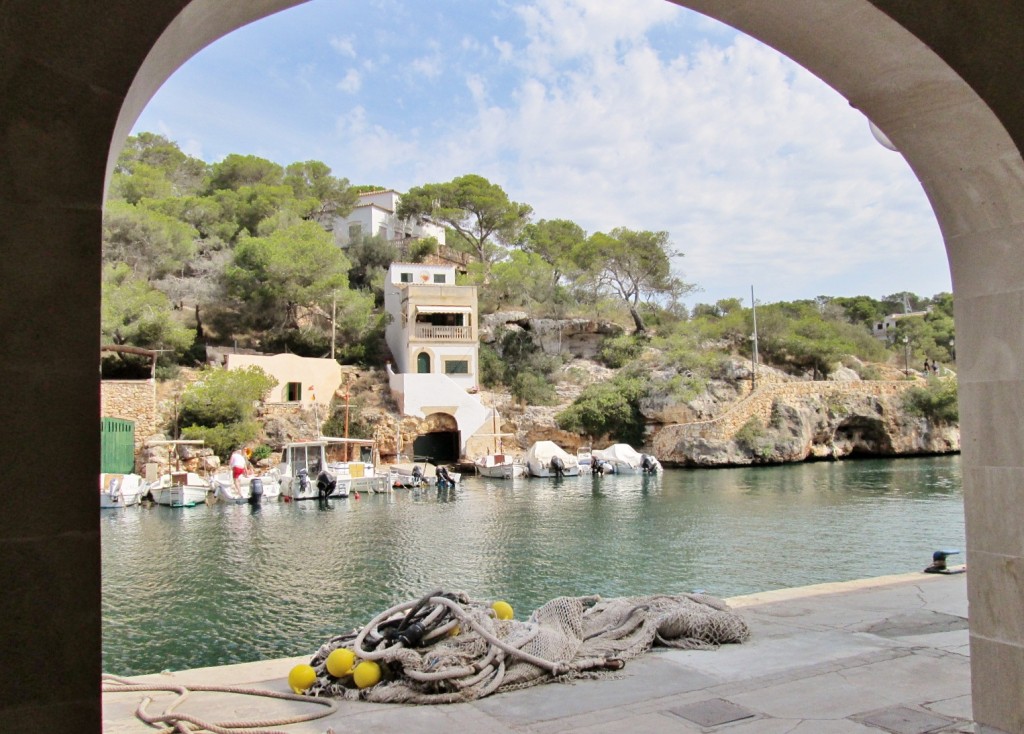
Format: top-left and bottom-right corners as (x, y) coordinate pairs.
(132, 0), (951, 308)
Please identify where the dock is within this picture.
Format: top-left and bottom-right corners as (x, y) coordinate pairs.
(103, 570), (973, 732)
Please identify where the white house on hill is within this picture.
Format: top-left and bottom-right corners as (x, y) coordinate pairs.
(332, 189), (446, 249)
(384, 263), (488, 459)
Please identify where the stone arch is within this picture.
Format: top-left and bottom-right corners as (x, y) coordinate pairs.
(4, 2), (1024, 730)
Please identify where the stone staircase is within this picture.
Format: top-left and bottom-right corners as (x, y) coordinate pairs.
(658, 378), (921, 444)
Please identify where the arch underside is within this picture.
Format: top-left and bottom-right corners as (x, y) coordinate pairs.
(3, 1), (1023, 731)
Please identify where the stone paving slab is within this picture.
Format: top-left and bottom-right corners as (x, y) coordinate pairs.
(103, 571), (973, 733)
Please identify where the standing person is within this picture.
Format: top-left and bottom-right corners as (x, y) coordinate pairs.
(230, 448), (247, 497)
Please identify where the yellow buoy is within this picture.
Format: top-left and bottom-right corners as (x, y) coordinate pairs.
(325, 648), (356, 677)
(287, 663), (317, 693)
(492, 600), (514, 620)
(352, 660), (382, 689)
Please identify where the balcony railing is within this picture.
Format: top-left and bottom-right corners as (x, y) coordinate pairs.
(414, 324), (472, 340)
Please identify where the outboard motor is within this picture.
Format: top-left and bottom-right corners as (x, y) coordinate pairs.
(412, 464), (424, 486)
(316, 469), (337, 499)
(641, 455), (658, 474)
(437, 465), (453, 488)
(297, 468), (310, 496)
(248, 477), (263, 506)
(549, 455), (565, 477)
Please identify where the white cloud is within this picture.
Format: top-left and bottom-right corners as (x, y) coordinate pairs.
(337, 69), (362, 93)
(411, 53), (443, 79)
(330, 35), (356, 57)
(402, 7), (945, 304)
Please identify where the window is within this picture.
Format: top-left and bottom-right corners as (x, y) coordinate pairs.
(348, 223), (362, 240)
(400, 272), (412, 283)
(433, 273), (446, 283)
(444, 360), (469, 375)
(285, 382), (302, 402)
(417, 352), (431, 373)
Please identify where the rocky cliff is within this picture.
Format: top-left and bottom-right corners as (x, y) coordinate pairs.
(651, 382), (959, 467)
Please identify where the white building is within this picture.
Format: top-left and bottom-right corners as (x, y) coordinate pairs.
(383, 263), (489, 459)
(872, 310), (930, 340)
(332, 189), (446, 248)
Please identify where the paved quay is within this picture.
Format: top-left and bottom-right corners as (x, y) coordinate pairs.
(103, 570), (973, 733)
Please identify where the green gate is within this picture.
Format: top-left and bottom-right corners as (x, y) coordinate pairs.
(101, 417), (136, 473)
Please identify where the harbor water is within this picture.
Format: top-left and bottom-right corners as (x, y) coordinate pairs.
(101, 455), (964, 676)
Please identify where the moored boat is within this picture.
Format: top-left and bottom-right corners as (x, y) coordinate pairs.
(322, 436), (390, 493)
(593, 444), (662, 474)
(144, 439), (213, 507)
(147, 471), (211, 507)
(99, 473), (146, 509)
(474, 453), (526, 479)
(576, 446), (593, 473)
(524, 441), (580, 478)
(278, 441), (350, 500)
(389, 462), (461, 488)
(210, 470), (282, 504)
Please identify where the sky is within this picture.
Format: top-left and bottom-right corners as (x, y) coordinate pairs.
(131, 0), (951, 308)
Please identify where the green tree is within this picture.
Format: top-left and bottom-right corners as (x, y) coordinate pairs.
(101, 263), (195, 355)
(520, 218), (587, 283)
(114, 132), (207, 195)
(176, 366), (277, 457)
(903, 377), (958, 424)
(556, 374), (649, 445)
(206, 154), (284, 191)
(396, 174), (533, 267)
(102, 200), (197, 279)
(223, 221), (353, 332)
(284, 160), (358, 224)
(586, 228), (694, 333)
(483, 250), (565, 314)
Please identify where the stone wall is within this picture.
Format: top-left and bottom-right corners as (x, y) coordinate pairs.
(100, 379), (160, 456)
(657, 380), (916, 443)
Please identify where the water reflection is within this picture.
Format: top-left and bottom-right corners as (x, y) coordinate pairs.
(102, 455), (963, 675)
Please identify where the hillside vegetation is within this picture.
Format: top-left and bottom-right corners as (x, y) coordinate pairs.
(104, 133), (957, 453)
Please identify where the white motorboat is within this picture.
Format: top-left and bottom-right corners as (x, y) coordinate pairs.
(322, 436), (390, 493)
(279, 441), (351, 500)
(99, 473), (146, 509)
(389, 462), (461, 488)
(144, 439), (213, 507)
(210, 470), (282, 504)
(147, 471), (212, 507)
(523, 441), (580, 478)
(576, 446), (593, 473)
(474, 453), (526, 479)
(593, 444), (662, 475)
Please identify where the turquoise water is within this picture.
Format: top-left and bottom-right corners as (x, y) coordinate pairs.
(101, 455), (964, 675)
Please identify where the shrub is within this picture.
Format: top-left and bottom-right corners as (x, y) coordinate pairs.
(597, 334), (644, 369)
(181, 421), (261, 459)
(556, 375), (649, 445)
(511, 371), (558, 406)
(734, 417), (768, 454)
(902, 378), (959, 424)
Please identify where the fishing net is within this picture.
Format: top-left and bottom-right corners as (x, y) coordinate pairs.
(305, 589), (750, 704)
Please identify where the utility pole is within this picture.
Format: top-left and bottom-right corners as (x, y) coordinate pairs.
(751, 285), (759, 391)
(330, 291), (337, 360)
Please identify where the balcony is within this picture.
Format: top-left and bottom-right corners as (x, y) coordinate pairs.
(414, 324), (472, 340)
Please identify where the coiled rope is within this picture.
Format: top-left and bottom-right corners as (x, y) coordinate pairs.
(306, 588), (749, 704)
(102, 674), (338, 734)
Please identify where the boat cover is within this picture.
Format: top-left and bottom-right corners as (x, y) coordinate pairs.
(524, 441), (578, 468)
(598, 443), (646, 466)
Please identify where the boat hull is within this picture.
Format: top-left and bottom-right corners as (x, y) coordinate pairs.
(477, 463), (526, 479)
(211, 474), (282, 503)
(526, 464), (581, 478)
(99, 473), (145, 509)
(148, 472), (211, 507)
